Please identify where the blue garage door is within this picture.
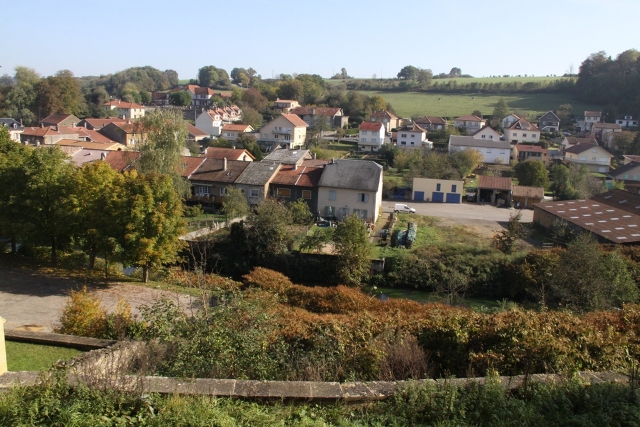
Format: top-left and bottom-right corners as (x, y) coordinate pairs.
(432, 192), (444, 203)
(414, 191), (424, 201)
(446, 193), (461, 203)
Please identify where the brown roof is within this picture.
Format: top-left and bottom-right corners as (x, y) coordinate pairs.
(104, 100), (144, 109)
(22, 126), (62, 137)
(370, 109), (398, 120)
(512, 185), (544, 199)
(591, 190), (640, 215)
(565, 136), (597, 146)
(79, 118), (127, 129)
(359, 121), (384, 131)
(199, 147), (255, 161)
(456, 115), (484, 122)
(189, 158), (250, 183)
(58, 126), (117, 144)
(270, 165), (324, 187)
(565, 143), (610, 155)
(179, 156), (207, 178)
(477, 175), (512, 191)
(534, 199), (640, 243)
(415, 116), (447, 125)
(103, 151), (140, 173)
(515, 144), (549, 154)
(186, 124), (208, 138)
(280, 113), (308, 128)
(593, 123), (622, 129)
(585, 111), (602, 117)
(221, 124), (253, 132)
(289, 107), (342, 117)
(41, 113), (77, 125)
(507, 118), (539, 131)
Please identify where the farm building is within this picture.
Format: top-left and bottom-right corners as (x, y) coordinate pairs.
(477, 175), (513, 206)
(512, 185), (544, 209)
(533, 190), (640, 244)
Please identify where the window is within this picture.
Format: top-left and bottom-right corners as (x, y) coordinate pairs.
(357, 193), (369, 202)
(452, 184), (457, 192)
(302, 190), (311, 199)
(371, 138), (377, 143)
(482, 135), (486, 139)
(436, 183), (441, 191)
(195, 185), (210, 195)
(277, 188), (291, 198)
(219, 187), (228, 196)
(411, 134), (415, 138)
(531, 134), (537, 139)
(361, 138), (366, 142)
(339, 207), (349, 217)
(401, 141), (406, 145)
(361, 131), (367, 135)
(263, 133), (268, 138)
(523, 133), (527, 137)
(401, 134), (407, 137)
(625, 174), (629, 179)
(250, 188), (260, 198)
(329, 190), (337, 201)
(324, 206), (335, 217)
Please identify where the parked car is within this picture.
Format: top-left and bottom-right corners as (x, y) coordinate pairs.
(394, 203), (416, 213)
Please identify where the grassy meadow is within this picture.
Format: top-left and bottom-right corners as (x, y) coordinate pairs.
(358, 90), (602, 119)
(6, 341), (81, 371)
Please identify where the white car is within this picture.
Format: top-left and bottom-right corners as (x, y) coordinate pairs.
(394, 204), (416, 213)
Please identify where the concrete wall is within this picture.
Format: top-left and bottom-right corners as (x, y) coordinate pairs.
(412, 178), (464, 203)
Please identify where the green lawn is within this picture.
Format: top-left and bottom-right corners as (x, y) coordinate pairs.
(6, 341), (82, 371)
(357, 91), (602, 119)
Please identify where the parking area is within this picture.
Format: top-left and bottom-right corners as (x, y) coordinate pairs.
(381, 200), (534, 223)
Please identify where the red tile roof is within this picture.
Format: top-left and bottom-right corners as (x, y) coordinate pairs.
(79, 118), (127, 129)
(370, 109), (398, 120)
(270, 165), (324, 187)
(186, 124), (208, 138)
(507, 118), (539, 131)
(179, 156), (207, 178)
(564, 136), (597, 146)
(289, 107), (342, 117)
(22, 126), (62, 137)
(515, 144), (549, 153)
(103, 151), (140, 173)
(104, 100), (144, 109)
(41, 113), (77, 125)
(221, 124), (253, 132)
(456, 115), (484, 122)
(585, 111), (602, 117)
(199, 147), (255, 160)
(478, 175), (512, 191)
(359, 121), (384, 131)
(280, 113), (308, 128)
(189, 158), (251, 183)
(512, 185), (543, 199)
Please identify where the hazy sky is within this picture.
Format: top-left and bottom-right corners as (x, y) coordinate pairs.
(2, 0), (638, 81)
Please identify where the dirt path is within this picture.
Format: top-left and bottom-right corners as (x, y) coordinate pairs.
(0, 265), (196, 333)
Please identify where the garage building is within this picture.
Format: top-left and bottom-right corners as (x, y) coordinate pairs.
(412, 178), (464, 203)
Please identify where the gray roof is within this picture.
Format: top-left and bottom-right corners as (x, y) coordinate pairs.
(0, 118), (24, 131)
(449, 135), (511, 149)
(608, 162), (640, 180)
(317, 159), (382, 192)
(235, 162), (280, 186)
(263, 148), (312, 165)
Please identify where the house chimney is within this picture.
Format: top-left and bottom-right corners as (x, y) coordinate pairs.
(312, 152), (317, 160)
(100, 152), (107, 160)
(223, 157), (227, 171)
(294, 163), (298, 171)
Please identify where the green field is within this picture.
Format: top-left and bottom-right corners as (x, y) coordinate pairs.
(6, 341), (82, 371)
(358, 90), (602, 119)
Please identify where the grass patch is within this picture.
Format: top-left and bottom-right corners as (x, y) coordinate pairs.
(357, 90), (603, 119)
(6, 341), (81, 371)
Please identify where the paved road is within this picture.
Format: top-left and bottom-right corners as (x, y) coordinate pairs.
(381, 200), (534, 222)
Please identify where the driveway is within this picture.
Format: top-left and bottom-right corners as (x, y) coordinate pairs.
(0, 265), (196, 333)
(382, 200), (534, 222)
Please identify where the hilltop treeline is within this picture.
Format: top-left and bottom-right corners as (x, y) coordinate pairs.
(576, 49), (640, 118)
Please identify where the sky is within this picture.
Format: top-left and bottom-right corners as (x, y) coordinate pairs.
(1, 0), (638, 81)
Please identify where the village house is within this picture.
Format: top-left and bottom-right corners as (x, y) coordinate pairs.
(513, 144), (551, 166)
(454, 115), (486, 132)
(195, 106), (243, 137)
(289, 106), (348, 129)
(412, 178), (464, 203)
(559, 136), (598, 154)
(538, 110), (561, 132)
(220, 124), (254, 141)
(77, 117), (127, 130)
(269, 163), (324, 215)
(591, 122), (622, 145)
(616, 115), (639, 129)
(396, 123), (432, 149)
(358, 121), (386, 152)
(104, 100), (145, 119)
(199, 147), (255, 161)
(99, 122), (142, 147)
(576, 111), (602, 132)
(20, 126), (79, 145)
(0, 118), (24, 142)
(369, 110), (401, 132)
(414, 116), (447, 131)
(188, 158), (251, 211)
(41, 113), (80, 128)
(263, 148), (312, 166)
(316, 159), (383, 223)
(563, 142), (612, 173)
(234, 162), (282, 206)
(448, 127), (511, 164)
(272, 99), (300, 113)
(504, 118), (541, 144)
(258, 113), (308, 150)
(501, 114), (521, 130)
(607, 162), (640, 193)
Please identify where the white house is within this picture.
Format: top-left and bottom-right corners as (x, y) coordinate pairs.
(317, 159), (383, 223)
(358, 121), (386, 152)
(576, 111), (602, 132)
(503, 118), (540, 143)
(616, 116), (639, 129)
(454, 115), (486, 132)
(448, 135), (511, 164)
(501, 114), (520, 130)
(258, 113), (308, 150)
(396, 124), (432, 149)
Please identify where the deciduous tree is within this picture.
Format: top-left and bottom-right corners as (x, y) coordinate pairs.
(514, 160), (549, 188)
(221, 186), (249, 223)
(333, 214), (372, 286)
